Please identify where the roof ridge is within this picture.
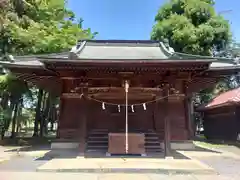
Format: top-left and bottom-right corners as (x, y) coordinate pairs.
(232, 87), (240, 99)
(206, 88), (239, 105)
(78, 39), (160, 44)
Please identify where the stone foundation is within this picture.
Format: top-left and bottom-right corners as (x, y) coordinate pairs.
(51, 142), (79, 149)
(160, 140), (195, 150)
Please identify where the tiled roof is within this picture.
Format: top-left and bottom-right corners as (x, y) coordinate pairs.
(67, 40), (173, 60)
(204, 87), (240, 109)
(0, 40), (239, 69)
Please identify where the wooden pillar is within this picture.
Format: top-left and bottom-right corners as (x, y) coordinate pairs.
(78, 86), (88, 153)
(153, 101), (158, 132)
(78, 95), (87, 153)
(186, 95), (194, 139)
(56, 97), (63, 138)
(163, 84), (171, 157)
(183, 80), (194, 139)
(184, 81), (194, 139)
(154, 93), (164, 142)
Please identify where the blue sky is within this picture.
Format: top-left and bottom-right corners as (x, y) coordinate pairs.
(68, 0), (240, 41)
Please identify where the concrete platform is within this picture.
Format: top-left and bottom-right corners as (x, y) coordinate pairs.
(51, 142), (79, 149)
(37, 157), (216, 174)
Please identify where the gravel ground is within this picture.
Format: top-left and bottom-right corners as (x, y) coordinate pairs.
(0, 172), (238, 180)
(0, 155), (240, 179)
(0, 155), (48, 172)
(0, 145), (240, 179)
(195, 155), (240, 179)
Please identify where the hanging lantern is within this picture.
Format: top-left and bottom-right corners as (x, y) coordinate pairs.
(118, 105), (121, 112)
(102, 102), (106, 110)
(143, 103), (146, 110)
(131, 105), (134, 112)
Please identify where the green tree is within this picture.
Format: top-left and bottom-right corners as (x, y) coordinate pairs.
(0, 0), (98, 56)
(0, 0), (97, 138)
(217, 40), (240, 58)
(151, 0), (231, 55)
(0, 73), (30, 138)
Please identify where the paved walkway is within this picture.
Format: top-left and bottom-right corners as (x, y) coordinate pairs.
(0, 145), (240, 179)
(36, 157), (215, 174)
(0, 146), (13, 163)
(178, 146), (240, 179)
(0, 172), (236, 180)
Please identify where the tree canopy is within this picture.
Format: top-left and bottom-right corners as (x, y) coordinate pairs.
(151, 0), (231, 55)
(0, 0), (98, 138)
(0, 0), (98, 56)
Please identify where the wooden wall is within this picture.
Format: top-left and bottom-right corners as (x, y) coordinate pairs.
(203, 106), (239, 140)
(57, 78), (193, 141)
(57, 98), (86, 140)
(87, 101), (155, 131)
(57, 98), (190, 141)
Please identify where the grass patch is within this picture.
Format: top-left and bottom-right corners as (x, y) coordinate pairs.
(0, 137), (54, 146)
(194, 141), (227, 149)
(0, 159), (9, 164)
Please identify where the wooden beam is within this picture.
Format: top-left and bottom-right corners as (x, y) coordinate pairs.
(87, 87), (162, 94)
(92, 93), (155, 100)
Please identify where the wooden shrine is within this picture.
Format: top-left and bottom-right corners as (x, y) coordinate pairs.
(1, 40), (240, 157)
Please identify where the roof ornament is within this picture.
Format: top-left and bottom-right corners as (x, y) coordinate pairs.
(159, 39), (175, 57)
(234, 56), (240, 65)
(163, 39), (175, 53)
(6, 54), (15, 62)
(69, 40), (86, 60)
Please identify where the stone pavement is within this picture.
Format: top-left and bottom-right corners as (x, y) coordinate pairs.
(178, 147), (240, 179)
(0, 146), (13, 163)
(0, 145), (240, 179)
(36, 157), (215, 174)
(0, 172), (237, 180)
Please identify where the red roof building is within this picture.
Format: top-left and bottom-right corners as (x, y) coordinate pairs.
(204, 88), (240, 109)
(198, 88), (240, 141)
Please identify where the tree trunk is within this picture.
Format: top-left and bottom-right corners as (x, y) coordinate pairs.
(40, 93), (51, 137)
(50, 121), (54, 131)
(10, 101), (19, 139)
(49, 97), (57, 132)
(16, 99), (23, 134)
(49, 105), (55, 132)
(33, 89), (43, 137)
(1, 93), (9, 109)
(3, 100), (15, 137)
(39, 92), (46, 137)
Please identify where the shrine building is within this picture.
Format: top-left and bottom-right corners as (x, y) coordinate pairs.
(197, 87), (240, 141)
(1, 40), (240, 157)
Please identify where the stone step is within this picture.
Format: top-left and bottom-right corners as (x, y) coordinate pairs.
(87, 146), (107, 149)
(87, 138), (161, 142)
(88, 131), (160, 135)
(88, 137), (108, 141)
(87, 142), (108, 146)
(87, 140), (108, 143)
(88, 136), (159, 139)
(90, 129), (109, 132)
(87, 138), (160, 142)
(145, 146), (162, 149)
(145, 143), (161, 146)
(87, 141), (161, 146)
(86, 129), (163, 154)
(86, 149), (107, 153)
(146, 138), (160, 141)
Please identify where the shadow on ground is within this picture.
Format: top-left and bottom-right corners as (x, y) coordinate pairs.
(33, 149), (201, 161)
(4, 145), (51, 153)
(183, 146), (221, 153)
(195, 136), (240, 148)
(3, 143), (221, 161)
